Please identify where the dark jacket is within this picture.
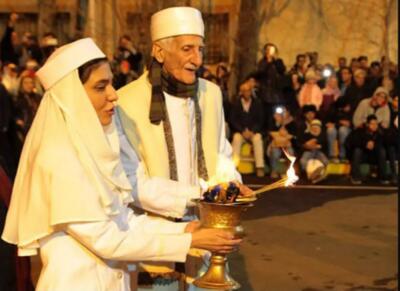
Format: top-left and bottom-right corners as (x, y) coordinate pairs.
(254, 58), (286, 104)
(229, 97), (264, 134)
(345, 127), (384, 160)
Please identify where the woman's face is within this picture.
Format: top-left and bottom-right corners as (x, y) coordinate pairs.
(83, 62), (117, 126)
(21, 77), (35, 93)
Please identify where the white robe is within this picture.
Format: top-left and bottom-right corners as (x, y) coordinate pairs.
(36, 204), (191, 291)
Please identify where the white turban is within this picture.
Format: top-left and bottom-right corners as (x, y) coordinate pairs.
(2, 38), (132, 256)
(150, 7), (204, 41)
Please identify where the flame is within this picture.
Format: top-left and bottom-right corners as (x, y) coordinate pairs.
(200, 155), (237, 188)
(282, 148), (299, 187)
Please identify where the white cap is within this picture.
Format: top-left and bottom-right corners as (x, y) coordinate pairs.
(150, 7), (204, 41)
(37, 38), (106, 90)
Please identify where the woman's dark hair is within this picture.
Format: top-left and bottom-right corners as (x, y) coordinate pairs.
(78, 57), (108, 84)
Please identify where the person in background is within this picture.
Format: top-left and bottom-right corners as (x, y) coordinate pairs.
(352, 86), (390, 129)
(382, 93), (398, 184)
(358, 55), (369, 71)
(255, 42), (287, 127)
(113, 60), (138, 90)
(13, 74), (42, 144)
(114, 35), (143, 75)
(230, 81), (265, 177)
(266, 106), (296, 179)
(325, 97), (353, 162)
(40, 32), (58, 63)
(338, 66), (352, 96)
(0, 13), (21, 65)
(297, 69), (323, 110)
(367, 61), (382, 94)
(350, 58), (361, 74)
(344, 68), (371, 112)
(346, 114), (389, 185)
(299, 119), (329, 184)
(319, 75), (341, 119)
(1, 62), (19, 98)
(19, 32), (43, 67)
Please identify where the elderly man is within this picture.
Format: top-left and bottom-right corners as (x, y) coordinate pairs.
(116, 7), (251, 291)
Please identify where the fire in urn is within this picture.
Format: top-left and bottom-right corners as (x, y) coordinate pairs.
(193, 149), (298, 290)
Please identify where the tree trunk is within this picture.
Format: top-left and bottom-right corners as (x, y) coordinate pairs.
(234, 0), (260, 86)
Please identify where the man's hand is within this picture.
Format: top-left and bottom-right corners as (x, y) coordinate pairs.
(304, 138), (318, 150)
(191, 228), (242, 254)
(238, 183), (254, 197)
(366, 140), (375, 150)
(184, 221), (201, 233)
(326, 122), (335, 129)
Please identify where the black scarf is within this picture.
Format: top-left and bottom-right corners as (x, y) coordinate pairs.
(148, 59), (208, 181)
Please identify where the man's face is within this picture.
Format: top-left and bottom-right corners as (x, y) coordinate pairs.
(239, 83), (252, 100)
(159, 35), (204, 84)
(298, 56), (305, 68)
(354, 74), (365, 87)
(310, 125), (321, 136)
(341, 69), (352, 82)
(371, 92), (387, 107)
(368, 119), (378, 132)
(338, 58), (346, 68)
(305, 111), (316, 121)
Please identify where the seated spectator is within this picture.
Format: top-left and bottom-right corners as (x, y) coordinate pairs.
(345, 68), (374, 112)
(320, 75), (341, 118)
(266, 106), (296, 179)
(325, 97), (353, 162)
(346, 114), (389, 184)
(353, 87), (390, 129)
(299, 119), (329, 183)
(297, 69), (323, 110)
(296, 104), (318, 136)
(230, 82), (265, 177)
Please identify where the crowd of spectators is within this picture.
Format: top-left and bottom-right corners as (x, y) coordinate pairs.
(1, 13), (398, 186)
(201, 44), (398, 185)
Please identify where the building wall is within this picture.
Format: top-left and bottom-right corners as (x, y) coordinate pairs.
(257, 0), (398, 67)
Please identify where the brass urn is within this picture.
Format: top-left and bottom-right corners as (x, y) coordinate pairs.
(193, 200), (252, 290)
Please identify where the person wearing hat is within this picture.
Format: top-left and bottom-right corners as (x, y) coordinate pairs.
(297, 68), (323, 110)
(116, 6), (253, 290)
(299, 118), (329, 183)
(352, 86), (390, 129)
(1, 38), (242, 291)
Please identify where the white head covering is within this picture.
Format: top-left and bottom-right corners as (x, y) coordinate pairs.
(150, 7), (204, 41)
(2, 38), (132, 255)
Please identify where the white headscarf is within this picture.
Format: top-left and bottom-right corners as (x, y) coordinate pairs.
(2, 38), (132, 255)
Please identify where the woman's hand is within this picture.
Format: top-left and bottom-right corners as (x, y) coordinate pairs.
(191, 228), (242, 254)
(184, 221), (201, 233)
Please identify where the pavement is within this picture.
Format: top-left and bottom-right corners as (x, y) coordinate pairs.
(228, 175), (398, 291)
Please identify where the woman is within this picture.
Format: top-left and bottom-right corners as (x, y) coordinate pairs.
(2, 38), (240, 291)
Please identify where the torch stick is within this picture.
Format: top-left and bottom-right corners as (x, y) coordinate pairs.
(252, 178), (288, 195)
